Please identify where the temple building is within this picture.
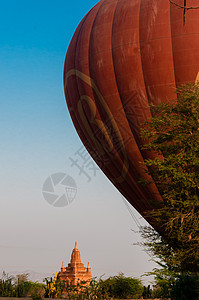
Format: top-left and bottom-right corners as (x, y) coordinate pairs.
(57, 241), (92, 285)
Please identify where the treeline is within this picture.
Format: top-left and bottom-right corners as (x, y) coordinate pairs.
(47, 272), (199, 299)
(0, 272), (45, 300)
(0, 272), (147, 299)
(47, 273), (144, 299)
(1, 271), (198, 299)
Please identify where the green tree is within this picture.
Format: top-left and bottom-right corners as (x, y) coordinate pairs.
(142, 285), (152, 299)
(99, 273), (143, 299)
(140, 82), (199, 275)
(0, 271), (15, 297)
(0, 272), (45, 298)
(144, 261), (177, 299)
(63, 274), (143, 300)
(171, 274), (199, 300)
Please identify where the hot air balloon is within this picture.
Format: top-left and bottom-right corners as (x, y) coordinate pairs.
(63, 0), (199, 232)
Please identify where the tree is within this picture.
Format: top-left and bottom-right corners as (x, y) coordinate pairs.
(44, 275), (65, 298)
(140, 83), (199, 275)
(0, 271), (15, 297)
(0, 272), (45, 298)
(171, 274), (199, 300)
(169, 0), (199, 24)
(99, 273), (143, 299)
(142, 285), (152, 299)
(61, 274), (143, 300)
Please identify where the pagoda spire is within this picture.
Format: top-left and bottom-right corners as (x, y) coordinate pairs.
(70, 241), (81, 263)
(75, 241), (77, 249)
(61, 261), (65, 273)
(87, 262), (91, 274)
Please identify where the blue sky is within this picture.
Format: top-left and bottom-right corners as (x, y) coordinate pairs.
(0, 0), (156, 283)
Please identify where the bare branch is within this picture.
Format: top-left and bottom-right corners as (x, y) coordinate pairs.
(169, 0), (199, 10)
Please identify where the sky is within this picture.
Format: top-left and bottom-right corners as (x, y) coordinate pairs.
(0, 0), (157, 284)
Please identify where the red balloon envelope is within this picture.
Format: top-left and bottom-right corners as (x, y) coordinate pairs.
(64, 0), (199, 231)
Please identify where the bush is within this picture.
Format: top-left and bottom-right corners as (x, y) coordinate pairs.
(31, 292), (43, 300)
(171, 275), (199, 300)
(99, 273), (143, 299)
(0, 272), (45, 298)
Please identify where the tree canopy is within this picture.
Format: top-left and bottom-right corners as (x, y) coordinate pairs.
(141, 83), (199, 275)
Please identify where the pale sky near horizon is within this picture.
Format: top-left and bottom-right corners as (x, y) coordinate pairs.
(0, 0), (157, 284)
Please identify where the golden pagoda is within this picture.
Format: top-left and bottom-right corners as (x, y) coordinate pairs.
(58, 241), (92, 285)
